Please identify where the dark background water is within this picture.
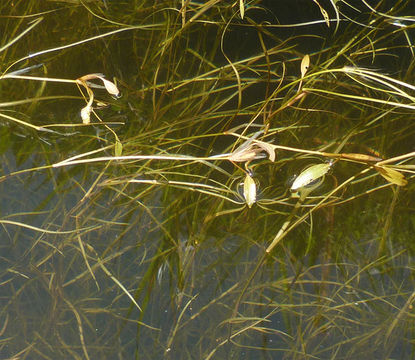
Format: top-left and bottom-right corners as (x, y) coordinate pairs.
(1, 1), (414, 359)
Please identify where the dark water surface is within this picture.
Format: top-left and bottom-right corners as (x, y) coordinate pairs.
(1, 1), (414, 359)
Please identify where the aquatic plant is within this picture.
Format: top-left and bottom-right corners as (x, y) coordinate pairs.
(0, 1), (414, 359)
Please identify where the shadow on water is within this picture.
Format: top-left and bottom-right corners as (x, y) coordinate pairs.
(1, 1), (415, 359)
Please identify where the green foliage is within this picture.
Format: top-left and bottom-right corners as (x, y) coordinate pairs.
(0, 1), (414, 359)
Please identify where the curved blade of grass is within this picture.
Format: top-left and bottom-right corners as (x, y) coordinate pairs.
(0, 17), (43, 55)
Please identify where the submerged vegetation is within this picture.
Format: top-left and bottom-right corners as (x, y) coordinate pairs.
(1, 0), (414, 359)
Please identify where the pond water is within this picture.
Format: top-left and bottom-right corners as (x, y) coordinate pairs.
(1, 1), (414, 359)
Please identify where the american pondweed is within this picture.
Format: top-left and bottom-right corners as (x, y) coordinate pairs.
(0, 1), (414, 359)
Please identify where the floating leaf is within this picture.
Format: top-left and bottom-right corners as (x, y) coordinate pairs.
(298, 55), (310, 92)
(78, 82), (94, 124)
(77, 73), (120, 97)
(313, 0), (330, 27)
(374, 165), (407, 186)
(115, 139), (123, 156)
(254, 141), (276, 162)
(101, 77), (120, 97)
(301, 54), (310, 78)
(229, 137), (275, 163)
(239, 0), (245, 19)
(229, 145), (262, 163)
(243, 173), (256, 208)
(291, 163), (331, 192)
